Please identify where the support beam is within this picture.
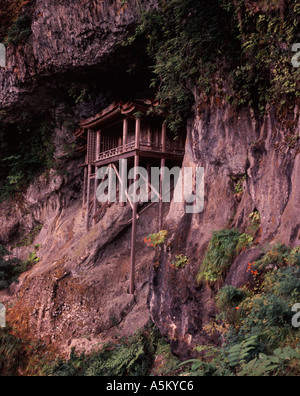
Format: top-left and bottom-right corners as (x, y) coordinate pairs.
(139, 170), (161, 201)
(129, 154), (139, 295)
(135, 118), (141, 150)
(121, 120), (128, 207)
(159, 122), (167, 230)
(123, 118), (128, 152)
(147, 125), (151, 148)
(93, 166), (98, 227)
(96, 131), (101, 161)
(93, 131), (101, 226)
(111, 163), (138, 216)
(147, 162), (151, 198)
(162, 122), (167, 152)
(82, 164), (88, 208)
(86, 164), (92, 231)
(159, 158), (165, 230)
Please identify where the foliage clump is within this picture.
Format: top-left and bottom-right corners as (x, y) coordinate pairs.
(132, 0), (300, 133)
(197, 229), (253, 284)
(0, 245), (22, 290)
(0, 0), (32, 42)
(171, 254), (190, 270)
(181, 242), (300, 376)
(44, 322), (178, 377)
(144, 230), (168, 248)
(0, 122), (54, 201)
(5, 13), (32, 46)
(0, 243), (40, 291)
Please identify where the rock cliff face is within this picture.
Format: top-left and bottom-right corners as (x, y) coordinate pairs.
(149, 100), (300, 358)
(0, 0), (156, 113)
(0, 0), (299, 359)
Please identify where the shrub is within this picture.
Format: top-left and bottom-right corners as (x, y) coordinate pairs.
(254, 243), (291, 271)
(0, 328), (28, 375)
(0, 245), (22, 290)
(240, 294), (292, 332)
(263, 267), (300, 305)
(197, 229), (252, 284)
(0, 122), (54, 200)
(132, 0), (300, 133)
(5, 13), (32, 46)
(216, 285), (248, 312)
(15, 225), (43, 248)
(171, 254), (190, 269)
(0, 244), (40, 290)
(45, 322), (169, 377)
(144, 230), (168, 248)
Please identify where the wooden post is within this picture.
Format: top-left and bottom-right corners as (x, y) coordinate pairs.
(147, 162), (151, 199)
(96, 131), (101, 161)
(162, 122), (167, 152)
(159, 158), (165, 231)
(135, 118), (141, 150)
(93, 166), (98, 227)
(111, 163), (137, 214)
(83, 164), (88, 208)
(159, 123), (167, 230)
(93, 131), (101, 226)
(86, 164), (92, 232)
(129, 154), (139, 295)
(147, 125), (151, 148)
(123, 118), (128, 152)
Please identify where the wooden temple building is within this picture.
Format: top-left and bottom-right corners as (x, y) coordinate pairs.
(75, 100), (185, 293)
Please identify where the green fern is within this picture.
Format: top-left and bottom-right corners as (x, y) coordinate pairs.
(227, 335), (258, 368)
(238, 347), (300, 377)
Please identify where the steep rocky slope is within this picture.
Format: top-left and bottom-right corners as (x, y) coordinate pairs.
(0, 0), (299, 360)
(0, 0), (157, 112)
(149, 100), (300, 358)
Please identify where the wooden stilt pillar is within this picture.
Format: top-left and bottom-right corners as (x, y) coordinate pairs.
(86, 164), (92, 231)
(159, 123), (167, 230)
(159, 158), (165, 230)
(135, 118), (141, 150)
(93, 166), (98, 227)
(147, 162), (151, 199)
(123, 118), (128, 152)
(93, 131), (101, 227)
(120, 119), (128, 207)
(83, 164), (88, 208)
(129, 122), (140, 294)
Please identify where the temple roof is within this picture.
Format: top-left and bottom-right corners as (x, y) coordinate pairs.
(75, 99), (159, 138)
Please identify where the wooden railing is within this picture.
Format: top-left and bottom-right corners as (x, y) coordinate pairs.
(96, 139), (184, 162)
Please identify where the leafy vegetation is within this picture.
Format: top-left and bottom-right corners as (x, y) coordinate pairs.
(5, 13), (32, 46)
(0, 245), (23, 290)
(0, 328), (30, 376)
(171, 254), (190, 270)
(181, 241), (300, 376)
(132, 0), (300, 133)
(0, 243), (41, 291)
(44, 322), (179, 377)
(197, 229), (253, 284)
(144, 230), (168, 248)
(0, 122), (55, 201)
(0, 321), (182, 377)
(0, 0), (32, 42)
(0, 326), (50, 376)
(232, 175), (246, 196)
(15, 225), (43, 248)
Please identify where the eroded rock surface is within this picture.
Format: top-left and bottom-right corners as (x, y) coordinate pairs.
(148, 101), (300, 358)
